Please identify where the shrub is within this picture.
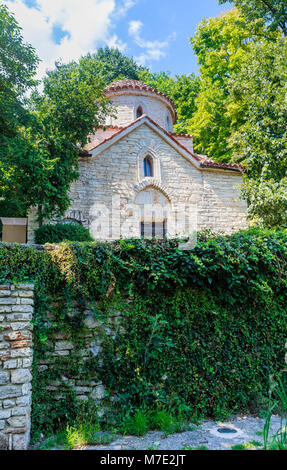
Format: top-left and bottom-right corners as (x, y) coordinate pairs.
(121, 408), (152, 436)
(34, 222), (93, 244)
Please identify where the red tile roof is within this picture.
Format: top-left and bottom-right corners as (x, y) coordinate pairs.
(85, 126), (123, 151)
(169, 132), (194, 138)
(104, 79), (177, 120)
(80, 115), (244, 173)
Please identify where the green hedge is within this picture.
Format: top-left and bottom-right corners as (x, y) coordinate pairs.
(34, 222), (93, 244)
(0, 227), (286, 436)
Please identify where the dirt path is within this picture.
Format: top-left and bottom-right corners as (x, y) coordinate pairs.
(82, 415), (282, 451)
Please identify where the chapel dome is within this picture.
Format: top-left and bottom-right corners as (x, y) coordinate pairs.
(103, 79), (177, 130)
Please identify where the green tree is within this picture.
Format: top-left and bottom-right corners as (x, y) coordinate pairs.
(0, 4), (39, 216)
(26, 60), (112, 224)
(139, 70), (200, 134)
(188, 9), (257, 161)
(227, 38), (287, 227)
(0, 6), (111, 223)
(80, 46), (147, 87)
(219, 0), (287, 37)
(0, 4), (39, 140)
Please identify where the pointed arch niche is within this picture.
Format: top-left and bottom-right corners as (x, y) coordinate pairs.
(135, 187), (171, 239)
(136, 105), (143, 119)
(134, 101), (148, 120)
(137, 147), (161, 183)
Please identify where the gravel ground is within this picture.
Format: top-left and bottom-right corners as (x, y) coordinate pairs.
(80, 415), (282, 451)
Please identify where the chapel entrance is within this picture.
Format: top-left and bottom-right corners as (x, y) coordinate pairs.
(135, 188), (170, 239)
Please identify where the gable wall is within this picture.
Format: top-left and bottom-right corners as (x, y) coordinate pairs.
(67, 125), (247, 240)
(27, 124), (247, 242)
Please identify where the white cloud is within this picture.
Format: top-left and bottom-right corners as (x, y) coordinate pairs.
(128, 19), (142, 36)
(114, 0), (138, 19)
(106, 34), (127, 52)
(128, 20), (176, 66)
(2, 0), (136, 78)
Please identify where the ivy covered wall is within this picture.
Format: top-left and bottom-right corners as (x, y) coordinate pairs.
(0, 228), (286, 439)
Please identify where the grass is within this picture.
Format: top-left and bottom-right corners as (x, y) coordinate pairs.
(182, 445), (209, 450)
(35, 430), (67, 450)
(35, 378), (287, 451)
(151, 406), (191, 436)
(119, 405), (191, 437)
(120, 407), (152, 436)
(231, 440), (262, 450)
(146, 442), (160, 451)
(263, 376), (287, 450)
(65, 421), (115, 449)
(34, 404), (193, 449)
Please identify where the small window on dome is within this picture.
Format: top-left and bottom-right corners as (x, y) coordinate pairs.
(136, 106), (143, 118)
(144, 156), (153, 177)
(166, 115), (171, 131)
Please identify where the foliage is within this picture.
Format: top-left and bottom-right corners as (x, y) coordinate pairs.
(121, 407), (152, 436)
(263, 375), (287, 450)
(150, 405), (189, 435)
(81, 47), (147, 87)
(0, 228), (286, 437)
(187, 6), (287, 227)
(64, 412), (113, 449)
(188, 9), (262, 161)
(182, 445), (209, 450)
(231, 441), (261, 450)
(242, 179), (287, 229)
(61, 402), (115, 449)
(0, 4), (38, 140)
(119, 405), (189, 436)
(219, 0), (287, 37)
(25, 60), (111, 224)
(0, 4), (39, 216)
(227, 38), (287, 227)
(0, 7), (111, 223)
(34, 223), (93, 244)
(151, 407), (177, 435)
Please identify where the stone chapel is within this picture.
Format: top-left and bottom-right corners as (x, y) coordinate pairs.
(27, 79), (247, 242)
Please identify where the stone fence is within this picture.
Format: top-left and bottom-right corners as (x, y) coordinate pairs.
(0, 283), (116, 450)
(0, 284), (34, 450)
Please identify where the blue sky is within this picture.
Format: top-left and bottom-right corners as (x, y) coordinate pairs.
(3, 0), (232, 78)
(110, 0), (231, 75)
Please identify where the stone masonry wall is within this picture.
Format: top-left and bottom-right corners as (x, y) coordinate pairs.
(105, 92), (174, 130)
(0, 285), (120, 448)
(68, 124), (247, 239)
(0, 284), (34, 450)
(36, 305), (121, 409)
(27, 123), (247, 242)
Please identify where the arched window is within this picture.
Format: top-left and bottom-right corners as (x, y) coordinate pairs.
(144, 156), (153, 177)
(166, 114), (171, 132)
(136, 106), (143, 118)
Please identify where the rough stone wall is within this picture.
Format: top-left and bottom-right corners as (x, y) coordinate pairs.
(69, 124), (247, 238)
(0, 285), (121, 448)
(27, 123), (247, 242)
(105, 93), (174, 130)
(27, 208), (38, 245)
(174, 135), (194, 154)
(36, 305), (121, 411)
(0, 284), (33, 450)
